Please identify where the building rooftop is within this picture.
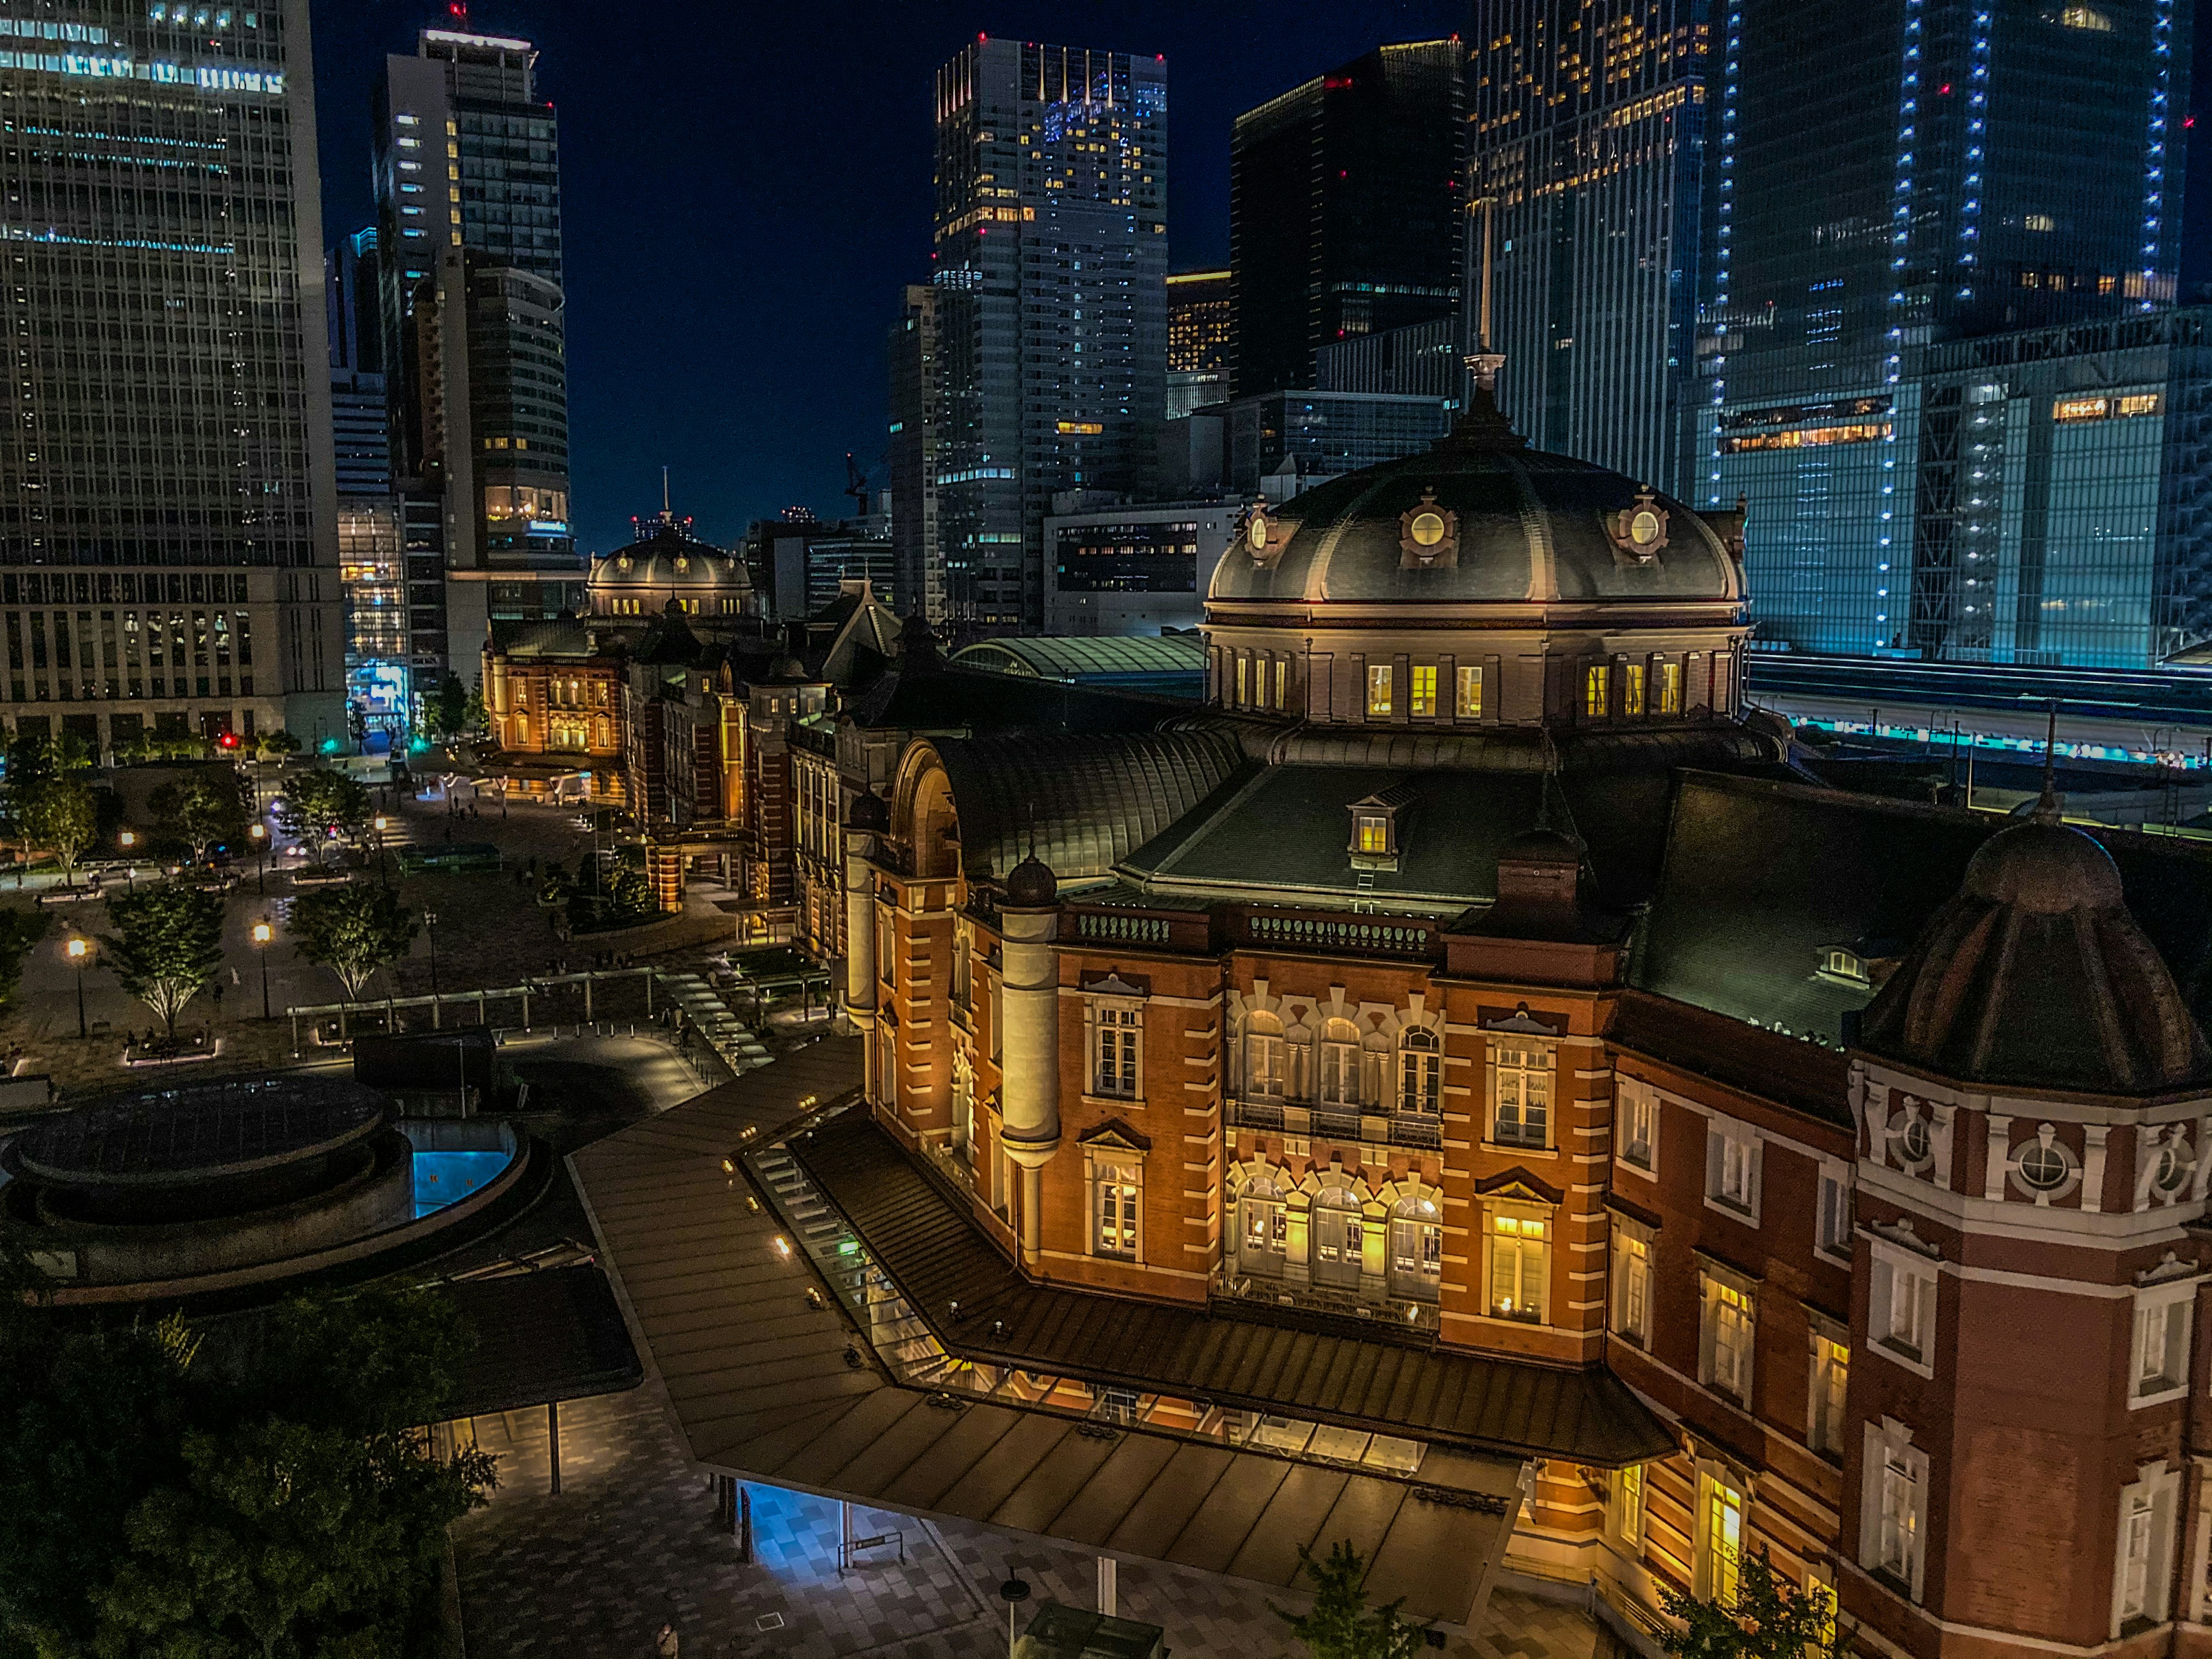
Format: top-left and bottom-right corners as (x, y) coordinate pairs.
(949, 633), (1207, 692)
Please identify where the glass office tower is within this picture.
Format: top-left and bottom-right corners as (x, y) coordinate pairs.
(929, 39), (1167, 630)
(1469, 0), (1713, 494)
(1166, 268), (1231, 418)
(1230, 41), (1464, 399)
(1699, 0), (2189, 662)
(374, 22), (570, 685)
(0, 0), (344, 753)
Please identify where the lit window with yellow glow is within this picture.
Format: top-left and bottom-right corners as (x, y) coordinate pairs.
(1623, 662), (1645, 716)
(1584, 665), (1610, 717)
(1489, 1211), (1547, 1323)
(1456, 665), (1483, 719)
(1658, 661), (1682, 714)
(1271, 658), (1287, 710)
(1234, 654), (1248, 707)
(1357, 816), (1388, 855)
(1410, 664), (1437, 717)
(1367, 664), (1392, 717)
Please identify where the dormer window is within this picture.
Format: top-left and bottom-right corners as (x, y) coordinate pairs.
(1347, 782), (1416, 871)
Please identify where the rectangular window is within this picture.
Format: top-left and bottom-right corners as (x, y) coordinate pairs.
(1492, 1040), (1551, 1147)
(1879, 1451), (1921, 1583)
(1245, 1031), (1286, 1099)
(1456, 664), (1483, 718)
(1612, 1231), (1651, 1343)
(1618, 1080), (1657, 1173)
(1700, 1474), (1745, 1604)
(1613, 1465), (1646, 1547)
(2131, 1293), (2191, 1400)
(1870, 1248), (1937, 1373)
(1367, 664), (1392, 717)
(876, 910), (894, 987)
(1809, 1335), (1850, 1455)
(1705, 1121), (1760, 1219)
(1817, 1166), (1853, 1258)
(1234, 654), (1248, 706)
(1488, 1212), (1547, 1323)
(1658, 660), (1682, 714)
(1272, 657), (1286, 710)
(1410, 664), (1437, 716)
(1357, 816), (1388, 854)
(1703, 1279), (1755, 1403)
(1093, 1005), (1141, 1099)
(1622, 662), (1645, 715)
(2119, 1491), (2155, 1621)
(1584, 664), (1609, 717)
(1093, 1169), (1139, 1259)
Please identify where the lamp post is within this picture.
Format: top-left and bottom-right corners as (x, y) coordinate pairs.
(118, 828), (137, 891)
(248, 821), (267, 894)
(65, 935), (89, 1039)
(423, 907), (440, 997)
(371, 815), (390, 889)
(252, 920), (273, 1021)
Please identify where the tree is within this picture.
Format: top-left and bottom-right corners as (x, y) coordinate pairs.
(272, 769), (370, 866)
(104, 880), (226, 1038)
(1274, 1541), (1426, 1659)
(149, 768), (252, 865)
(252, 729), (302, 763)
(18, 774), (98, 888)
(421, 672), (474, 744)
(0, 906), (48, 1009)
(0, 1281), (494, 1659)
(290, 883), (419, 1002)
(1659, 1547), (1847, 1659)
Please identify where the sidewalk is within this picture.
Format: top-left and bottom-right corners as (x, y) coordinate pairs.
(450, 1384), (1608, 1659)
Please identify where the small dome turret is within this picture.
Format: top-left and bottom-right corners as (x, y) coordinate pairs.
(848, 790), (889, 834)
(1005, 853), (1058, 909)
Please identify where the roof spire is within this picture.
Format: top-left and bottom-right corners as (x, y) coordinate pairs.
(661, 465), (671, 522)
(2034, 702), (2061, 823)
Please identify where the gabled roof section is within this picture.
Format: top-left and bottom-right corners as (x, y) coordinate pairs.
(810, 583), (903, 687)
(931, 729), (1247, 881)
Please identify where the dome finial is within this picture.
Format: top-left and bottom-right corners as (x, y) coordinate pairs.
(2033, 702), (2061, 824)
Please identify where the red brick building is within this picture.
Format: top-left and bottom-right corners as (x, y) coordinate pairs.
(817, 396), (2212, 1653)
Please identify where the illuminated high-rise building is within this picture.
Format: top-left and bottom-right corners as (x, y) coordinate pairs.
(1469, 1), (1713, 493)
(1230, 41), (1464, 400)
(1695, 0), (2191, 664)
(0, 0), (345, 754)
(928, 38), (1167, 630)
(329, 226), (408, 739)
(1166, 268), (1230, 418)
(374, 20), (570, 690)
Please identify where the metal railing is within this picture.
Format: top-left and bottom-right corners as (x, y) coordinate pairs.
(1228, 1096), (1445, 1151)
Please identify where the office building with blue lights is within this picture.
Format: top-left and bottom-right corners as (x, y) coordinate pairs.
(923, 38), (1167, 630)
(1695, 0), (2191, 667)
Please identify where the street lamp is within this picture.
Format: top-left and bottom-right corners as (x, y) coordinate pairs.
(423, 907), (440, 998)
(372, 814), (390, 889)
(252, 920), (274, 1021)
(65, 935), (89, 1039)
(117, 829), (138, 891)
(248, 822), (267, 894)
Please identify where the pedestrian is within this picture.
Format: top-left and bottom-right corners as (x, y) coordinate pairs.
(654, 1623), (679, 1659)
(230, 967), (240, 987)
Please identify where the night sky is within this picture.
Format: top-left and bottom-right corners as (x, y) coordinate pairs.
(310, 2), (1467, 555)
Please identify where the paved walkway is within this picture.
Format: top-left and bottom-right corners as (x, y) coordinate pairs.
(452, 1385), (1607, 1659)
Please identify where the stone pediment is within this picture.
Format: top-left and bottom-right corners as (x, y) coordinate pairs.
(1078, 1118), (1153, 1153)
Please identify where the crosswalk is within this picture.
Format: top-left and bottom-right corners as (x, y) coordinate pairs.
(654, 969), (775, 1077)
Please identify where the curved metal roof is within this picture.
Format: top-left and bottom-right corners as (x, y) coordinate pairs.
(928, 729), (1245, 882)
(950, 633), (1207, 682)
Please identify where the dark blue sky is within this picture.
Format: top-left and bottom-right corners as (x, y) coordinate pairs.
(311, 2), (1466, 554)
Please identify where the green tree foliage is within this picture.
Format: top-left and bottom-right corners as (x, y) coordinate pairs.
(421, 673), (475, 744)
(290, 883), (420, 1002)
(0, 907), (48, 1010)
(1274, 1541), (1426, 1659)
(17, 773), (97, 886)
(1659, 1546), (1847, 1659)
(104, 879), (226, 1037)
(0, 1283), (495, 1658)
(149, 768), (252, 865)
(252, 729), (302, 762)
(273, 770), (371, 867)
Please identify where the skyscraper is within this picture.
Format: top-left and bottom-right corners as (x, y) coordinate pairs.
(0, 0), (344, 753)
(926, 38), (1167, 630)
(887, 285), (942, 624)
(1469, 2), (1713, 493)
(1229, 41), (1464, 400)
(1165, 268), (1231, 418)
(374, 20), (570, 691)
(1699, 0), (2190, 662)
(329, 226), (407, 738)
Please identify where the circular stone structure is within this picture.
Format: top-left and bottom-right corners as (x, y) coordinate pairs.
(3, 1076), (420, 1285)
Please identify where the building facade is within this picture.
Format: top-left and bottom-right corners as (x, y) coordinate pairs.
(887, 284), (944, 627)
(1698, 0), (2191, 664)
(1166, 267), (1232, 419)
(1042, 501), (1241, 635)
(817, 396), (2212, 1653)
(1230, 41), (1465, 400)
(374, 21), (572, 690)
(1469, 0), (1713, 494)
(925, 39), (1168, 631)
(1315, 316), (1467, 403)
(1225, 390), (1455, 494)
(0, 0), (346, 754)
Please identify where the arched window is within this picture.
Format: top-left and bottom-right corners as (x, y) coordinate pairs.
(1397, 1026), (1441, 1115)
(1240, 1177), (1287, 1274)
(1243, 1011), (1286, 1100)
(1310, 1187), (1364, 1289)
(1318, 1018), (1361, 1107)
(1388, 1196), (1443, 1301)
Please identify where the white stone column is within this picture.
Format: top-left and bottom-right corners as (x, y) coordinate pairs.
(843, 827), (877, 1100)
(999, 896), (1062, 1268)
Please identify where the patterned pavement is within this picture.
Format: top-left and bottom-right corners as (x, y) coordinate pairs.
(451, 1384), (1609, 1659)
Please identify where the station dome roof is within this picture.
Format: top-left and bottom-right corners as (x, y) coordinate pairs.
(590, 517), (749, 593)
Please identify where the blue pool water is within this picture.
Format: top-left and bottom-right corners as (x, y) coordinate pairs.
(412, 1149), (512, 1219)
